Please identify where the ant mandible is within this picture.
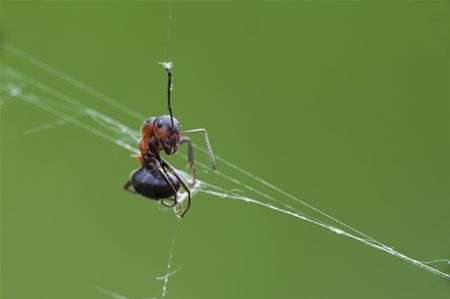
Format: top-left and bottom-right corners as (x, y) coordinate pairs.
(124, 62), (216, 218)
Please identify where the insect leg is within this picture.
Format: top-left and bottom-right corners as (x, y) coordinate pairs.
(161, 159), (192, 218)
(123, 179), (137, 194)
(180, 136), (196, 185)
(181, 128), (216, 170)
(155, 162), (179, 208)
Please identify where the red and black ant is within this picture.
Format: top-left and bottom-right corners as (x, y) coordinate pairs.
(124, 62), (216, 218)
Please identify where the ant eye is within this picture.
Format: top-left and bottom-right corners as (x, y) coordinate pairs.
(156, 119), (164, 128)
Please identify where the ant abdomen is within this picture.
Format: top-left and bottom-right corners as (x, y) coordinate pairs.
(131, 165), (180, 200)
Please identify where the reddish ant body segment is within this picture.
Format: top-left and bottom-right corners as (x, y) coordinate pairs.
(124, 62), (216, 218)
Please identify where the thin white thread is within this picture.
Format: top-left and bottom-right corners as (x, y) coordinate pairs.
(197, 184), (450, 279)
(23, 114), (81, 135)
(159, 232), (178, 299)
(155, 267), (181, 280)
(420, 259), (450, 265)
(96, 286), (157, 299)
(193, 143), (384, 246)
(96, 286), (131, 299)
(2, 43), (145, 119)
(165, 0), (174, 61)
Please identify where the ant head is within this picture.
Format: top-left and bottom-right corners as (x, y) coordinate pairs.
(153, 115), (181, 155)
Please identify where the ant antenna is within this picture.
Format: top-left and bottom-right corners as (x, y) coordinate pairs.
(159, 61), (174, 129)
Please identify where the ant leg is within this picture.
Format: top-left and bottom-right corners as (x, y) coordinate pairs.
(124, 179), (137, 194)
(180, 136), (196, 185)
(155, 163), (179, 208)
(181, 128), (216, 170)
(161, 159), (192, 218)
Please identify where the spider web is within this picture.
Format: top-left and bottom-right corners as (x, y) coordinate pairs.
(1, 44), (449, 299)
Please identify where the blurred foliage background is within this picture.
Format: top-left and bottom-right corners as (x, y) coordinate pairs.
(1, 1), (449, 299)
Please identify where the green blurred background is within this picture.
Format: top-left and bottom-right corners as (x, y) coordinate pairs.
(1, 1), (449, 298)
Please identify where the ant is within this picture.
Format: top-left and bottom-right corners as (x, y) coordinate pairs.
(124, 62), (216, 218)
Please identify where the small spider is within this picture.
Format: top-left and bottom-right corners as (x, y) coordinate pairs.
(124, 62), (216, 217)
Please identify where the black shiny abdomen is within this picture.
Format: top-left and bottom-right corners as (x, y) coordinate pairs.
(131, 165), (180, 200)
